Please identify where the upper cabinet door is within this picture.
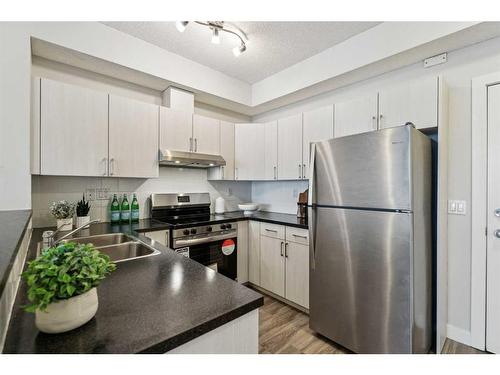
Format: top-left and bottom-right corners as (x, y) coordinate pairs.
(31, 77), (41, 175)
(219, 120), (235, 180)
(40, 78), (109, 177)
(278, 114), (303, 180)
(302, 105), (334, 179)
(109, 95), (159, 178)
(379, 76), (438, 129)
(264, 121), (278, 180)
(334, 94), (378, 138)
(235, 123), (265, 180)
(193, 114), (220, 155)
(159, 107), (193, 152)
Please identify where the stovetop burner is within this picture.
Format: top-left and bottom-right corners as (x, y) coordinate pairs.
(150, 192), (212, 227)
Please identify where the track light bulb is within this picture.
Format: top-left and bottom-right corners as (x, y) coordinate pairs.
(211, 28), (220, 44)
(176, 21), (189, 32)
(233, 43), (246, 57)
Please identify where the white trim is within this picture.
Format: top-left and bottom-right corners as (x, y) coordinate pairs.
(446, 324), (472, 347)
(470, 71), (500, 351)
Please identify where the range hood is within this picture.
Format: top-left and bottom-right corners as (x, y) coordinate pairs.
(159, 150), (226, 168)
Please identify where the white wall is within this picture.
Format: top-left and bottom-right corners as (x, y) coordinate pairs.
(252, 35), (500, 342)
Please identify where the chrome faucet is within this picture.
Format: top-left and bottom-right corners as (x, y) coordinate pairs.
(45, 219), (100, 248)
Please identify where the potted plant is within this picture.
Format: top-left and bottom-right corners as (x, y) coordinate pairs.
(76, 194), (91, 227)
(50, 200), (75, 231)
(22, 242), (116, 334)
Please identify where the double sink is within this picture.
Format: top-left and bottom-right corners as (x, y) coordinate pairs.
(39, 233), (161, 263)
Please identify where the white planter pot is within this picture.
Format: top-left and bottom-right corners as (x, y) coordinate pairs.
(76, 216), (90, 228)
(35, 288), (98, 334)
(56, 218), (73, 231)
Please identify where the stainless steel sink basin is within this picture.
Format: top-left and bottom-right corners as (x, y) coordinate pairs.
(38, 233), (161, 262)
(97, 241), (160, 263)
(59, 233), (136, 247)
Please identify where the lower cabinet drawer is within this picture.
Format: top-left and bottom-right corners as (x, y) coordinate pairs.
(260, 223), (285, 239)
(286, 226), (309, 245)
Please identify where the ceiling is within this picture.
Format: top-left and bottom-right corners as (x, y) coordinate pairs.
(101, 21), (381, 84)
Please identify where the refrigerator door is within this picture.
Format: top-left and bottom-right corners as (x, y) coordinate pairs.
(314, 125), (412, 210)
(309, 206), (413, 353)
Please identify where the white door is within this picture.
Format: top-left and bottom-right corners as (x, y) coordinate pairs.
(193, 114), (220, 155)
(486, 83), (500, 353)
(40, 78), (108, 176)
(260, 235), (285, 297)
(248, 221), (261, 285)
(302, 105), (334, 179)
(278, 114), (303, 180)
(234, 123), (265, 180)
(264, 120), (278, 180)
(379, 76), (438, 129)
(334, 94), (378, 138)
(285, 241), (309, 308)
(159, 107), (193, 152)
(109, 95), (159, 178)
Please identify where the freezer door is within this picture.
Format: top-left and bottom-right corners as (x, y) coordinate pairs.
(314, 125), (412, 210)
(309, 206), (413, 353)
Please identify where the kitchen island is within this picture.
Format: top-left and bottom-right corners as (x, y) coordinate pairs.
(2, 221), (263, 354)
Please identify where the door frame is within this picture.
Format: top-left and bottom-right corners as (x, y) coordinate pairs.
(471, 72), (500, 350)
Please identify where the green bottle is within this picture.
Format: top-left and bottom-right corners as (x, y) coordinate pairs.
(120, 194), (130, 223)
(110, 194), (120, 224)
(131, 193), (139, 223)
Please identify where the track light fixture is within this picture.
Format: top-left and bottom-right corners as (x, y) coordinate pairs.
(176, 21), (247, 57)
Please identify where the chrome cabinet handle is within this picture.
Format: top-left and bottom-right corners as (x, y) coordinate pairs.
(285, 242), (288, 258)
(189, 138), (193, 152)
(274, 166), (277, 180)
(265, 228), (277, 233)
(102, 157), (107, 176)
(194, 138), (198, 152)
(221, 166), (225, 180)
(235, 167), (238, 180)
(372, 115), (377, 129)
(495, 230), (500, 238)
(109, 158), (115, 176)
(292, 234), (307, 239)
(299, 164), (302, 179)
(280, 241), (284, 257)
(302, 164), (306, 179)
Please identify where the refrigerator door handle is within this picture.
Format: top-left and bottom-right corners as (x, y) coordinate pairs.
(309, 143), (317, 269)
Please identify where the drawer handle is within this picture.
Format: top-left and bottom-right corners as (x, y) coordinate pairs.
(265, 228), (278, 233)
(280, 241), (284, 257)
(292, 234), (307, 239)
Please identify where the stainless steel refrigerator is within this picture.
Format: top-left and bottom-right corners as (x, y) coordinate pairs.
(308, 124), (432, 354)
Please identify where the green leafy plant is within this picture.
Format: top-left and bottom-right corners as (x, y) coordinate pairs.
(22, 242), (116, 312)
(76, 194), (91, 217)
(49, 200), (75, 220)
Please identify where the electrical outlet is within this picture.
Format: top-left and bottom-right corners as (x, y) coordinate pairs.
(227, 187), (232, 196)
(96, 187), (110, 200)
(85, 188), (96, 201)
(448, 200), (467, 215)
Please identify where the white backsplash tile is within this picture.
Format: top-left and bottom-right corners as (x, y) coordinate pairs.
(251, 180), (309, 215)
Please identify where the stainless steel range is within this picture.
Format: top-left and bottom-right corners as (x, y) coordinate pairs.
(150, 193), (238, 280)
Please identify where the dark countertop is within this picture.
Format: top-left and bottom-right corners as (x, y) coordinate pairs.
(3, 221), (263, 354)
(0, 210), (32, 300)
(142, 211), (308, 231)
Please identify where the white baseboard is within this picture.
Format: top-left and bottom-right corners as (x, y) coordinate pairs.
(446, 324), (472, 346)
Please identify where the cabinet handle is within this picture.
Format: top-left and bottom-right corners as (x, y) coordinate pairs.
(235, 167), (238, 180)
(274, 166), (277, 180)
(102, 157), (107, 176)
(221, 166), (225, 180)
(265, 228), (278, 233)
(372, 115), (377, 130)
(285, 242), (288, 258)
(194, 138), (198, 152)
(299, 164), (302, 179)
(280, 241), (284, 257)
(302, 164), (306, 179)
(292, 234), (308, 239)
(189, 138), (193, 152)
(109, 158), (115, 176)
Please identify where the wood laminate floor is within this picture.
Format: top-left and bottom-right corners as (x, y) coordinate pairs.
(258, 294), (487, 354)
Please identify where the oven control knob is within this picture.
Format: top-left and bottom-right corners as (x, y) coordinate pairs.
(226, 223), (232, 229)
(206, 226), (212, 232)
(190, 228), (197, 235)
(220, 224), (226, 230)
(183, 229), (190, 236)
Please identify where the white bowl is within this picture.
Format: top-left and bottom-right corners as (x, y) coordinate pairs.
(238, 203), (259, 214)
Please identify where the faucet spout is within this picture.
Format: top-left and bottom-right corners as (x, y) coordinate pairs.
(49, 219), (101, 248)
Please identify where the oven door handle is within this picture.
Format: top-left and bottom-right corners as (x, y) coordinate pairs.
(174, 231), (237, 247)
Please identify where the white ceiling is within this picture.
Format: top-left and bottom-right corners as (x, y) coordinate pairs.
(101, 21), (380, 84)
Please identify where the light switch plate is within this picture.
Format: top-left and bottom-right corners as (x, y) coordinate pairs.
(96, 187), (110, 200)
(85, 188), (96, 201)
(448, 199), (467, 215)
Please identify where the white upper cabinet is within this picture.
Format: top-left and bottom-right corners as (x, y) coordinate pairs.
(208, 120), (235, 180)
(40, 78), (109, 177)
(108, 95), (159, 178)
(235, 123), (266, 180)
(278, 114), (303, 180)
(193, 114), (220, 155)
(159, 106), (193, 152)
(264, 121), (278, 180)
(31, 77), (41, 175)
(378, 76), (438, 129)
(302, 105), (334, 179)
(334, 94), (378, 138)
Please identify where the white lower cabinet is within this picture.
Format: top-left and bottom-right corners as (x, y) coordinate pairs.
(255, 222), (309, 309)
(248, 221), (261, 285)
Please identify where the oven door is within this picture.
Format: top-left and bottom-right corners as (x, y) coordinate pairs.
(173, 235), (237, 280)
